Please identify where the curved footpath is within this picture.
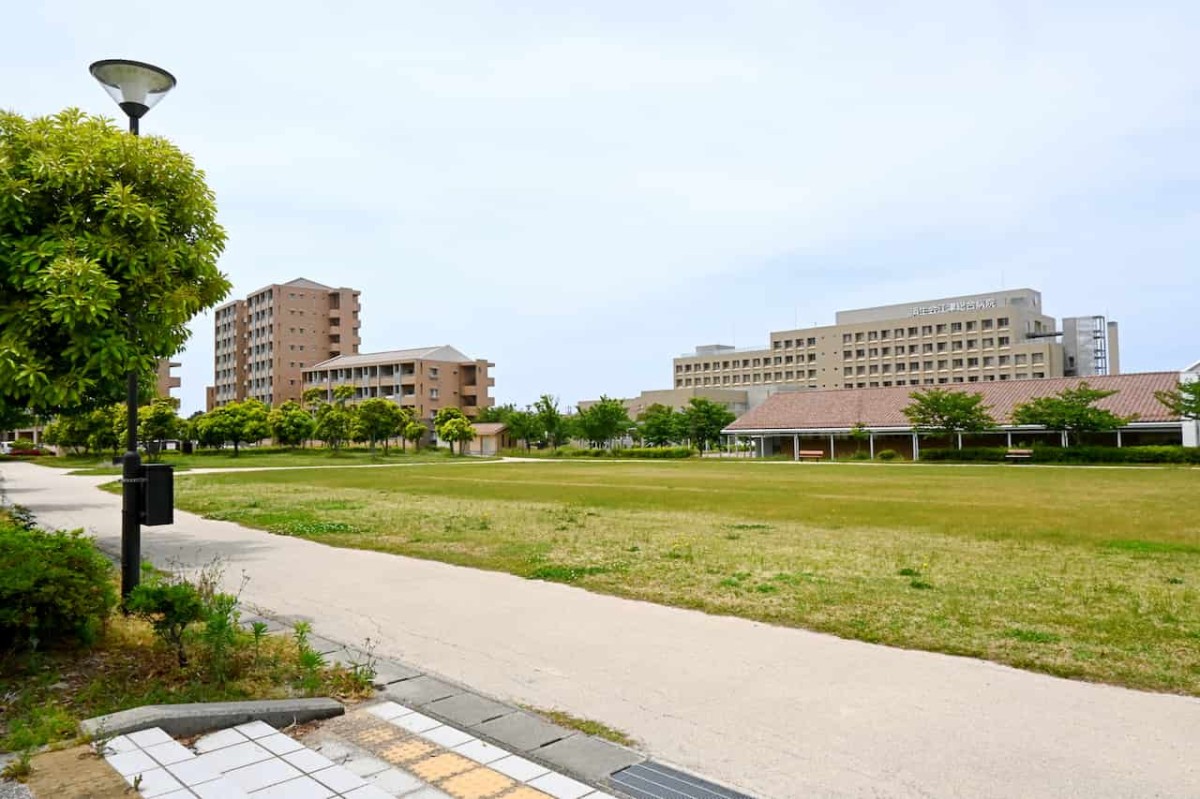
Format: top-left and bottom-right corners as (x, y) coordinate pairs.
(3, 461), (1197, 799)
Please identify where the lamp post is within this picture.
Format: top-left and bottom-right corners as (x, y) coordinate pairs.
(89, 59), (177, 599)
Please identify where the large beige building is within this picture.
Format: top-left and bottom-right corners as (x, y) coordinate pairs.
(301, 346), (495, 423)
(208, 278), (361, 409)
(674, 289), (1119, 392)
(155, 359), (181, 399)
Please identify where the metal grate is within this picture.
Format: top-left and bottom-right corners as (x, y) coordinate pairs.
(611, 761), (757, 799)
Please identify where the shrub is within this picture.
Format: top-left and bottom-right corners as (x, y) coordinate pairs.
(919, 445), (1200, 464)
(876, 449), (900, 461)
(501, 446), (697, 459)
(849, 451), (871, 461)
(12, 438), (36, 451)
(126, 579), (207, 667)
(0, 522), (117, 650)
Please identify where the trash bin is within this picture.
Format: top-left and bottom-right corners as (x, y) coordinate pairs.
(143, 463), (174, 526)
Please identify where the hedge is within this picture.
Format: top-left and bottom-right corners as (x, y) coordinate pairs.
(501, 446), (698, 459)
(919, 445), (1200, 464)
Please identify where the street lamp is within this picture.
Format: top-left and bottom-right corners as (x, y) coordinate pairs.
(89, 58), (177, 599)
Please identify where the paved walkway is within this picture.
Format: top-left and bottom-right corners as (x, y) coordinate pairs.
(4, 461), (1198, 799)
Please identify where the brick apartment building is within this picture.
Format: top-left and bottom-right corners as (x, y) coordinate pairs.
(301, 346), (495, 423)
(207, 278), (361, 409)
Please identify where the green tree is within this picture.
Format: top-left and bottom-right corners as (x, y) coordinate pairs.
(1012, 383), (1136, 445)
(138, 398), (180, 461)
(301, 387), (326, 413)
(434, 407), (469, 453)
(534, 394), (567, 447)
(87, 405), (121, 457)
(332, 385), (356, 404)
(574, 396), (631, 448)
(403, 419), (426, 450)
(42, 412), (94, 454)
(438, 415), (476, 455)
(475, 404), (514, 424)
(0, 110), (229, 417)
(637, 403), (681, 447)
(849, 421), (870, 455)
(1156, 380), (1200, 421)
(268, 401), (315, 448)
(505, 409), (544, 451)
(314, 403), (353, 450)
(902, 388), (996, 448)
(681, 397), (736, 452)
(194, 400), (269, 455)
(355, 398), (404, 454)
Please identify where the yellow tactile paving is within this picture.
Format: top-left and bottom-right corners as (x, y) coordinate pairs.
(354, 725), (405, 747)
(439, 766), (516, 799)
(498, 786), (554, 799)
(411, 752), (477, 782)
(379, 738), (438, 765)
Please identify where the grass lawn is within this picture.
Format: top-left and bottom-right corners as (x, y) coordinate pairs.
(35, 446), (461, 475)
(170, 460), (1200, 695)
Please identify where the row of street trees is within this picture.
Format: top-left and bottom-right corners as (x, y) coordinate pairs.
(899, 380), (1200, 447)
(477, 394), (737, 451)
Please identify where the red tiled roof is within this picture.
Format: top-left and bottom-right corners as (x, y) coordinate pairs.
(725, 372), (1184, 432)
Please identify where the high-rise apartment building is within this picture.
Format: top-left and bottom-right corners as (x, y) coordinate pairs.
(301, 346), (495, 423)
(155, 359), (181, 398)
(209, 278), (361, 409)
(674, 289), (1119, 392)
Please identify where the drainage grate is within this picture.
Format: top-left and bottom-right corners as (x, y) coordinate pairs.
(610, 761), (757, 799)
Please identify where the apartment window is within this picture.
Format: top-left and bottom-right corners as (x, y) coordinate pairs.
(936, 342), (946, 352)
(856, 349), (866, 358)
(843, 350), (853, 359)
(952, 341), (964, 351)
(936, 324), (947, 334)
(855, 332), (865, 342)
(923, 360), (934, 370)
(843, 334), (853, 344)
(966, 321), (977, 331)
(881, 346), (891, 356)
(808, 369), (818, 379)
(937, 359), (948, 369)
(1033, 371), (1046, 378)
(982, 319), (994, 330)
(844, 367), (853, 376)
(880, 330), (890, 339)
(938, 377), (948, 384)
(807, 353), (816, 362)
(868, 331), (878, 341)
(952, 358), (964, 368)
(998, 336), (1010, 346)
(984, 375), (995, 381)
(967, 357), (979, 367)
(731, 375), (739, 384)
(1014, 354), (1028, 365)
(910, 361), (920, 371)
(908, 327), (919, 336)
(807, 337), (817, 346)
(753, 358), (761, 367)
(952, 377), (964, 383)
(869, 348), (879, 357)
(869, 365), (879, 374)
(845, 383), (854, 389)
(785, 355), (794, 364)
(998, 355), (1010, 365)
(1032, 353), (1045, 364)
(983, 356), (994, 366)
(896, 363), (906, 372)
(773, 356), (782, 365)
(894, 329), (905, 338)
(882, 363), (891, 373)
(950, 322), (962, 332)
(999, 374), (1010, 380)
(968, 376), (979, 382)
(775, 371), (783, 380)
(429, 367), (440, 378)
(856, 366), (866, 375)
(967, 339), (977, 349)
(784, 371), (794, 380)
(924, 378), (935, 385)
(998, 317), (1010, 327)
(723, 361), (731, 369)
(921, 325), (933, 335)
(982, 337), (994, 348)
(774, 341), (783, 349)
(922, 343), (933, 353)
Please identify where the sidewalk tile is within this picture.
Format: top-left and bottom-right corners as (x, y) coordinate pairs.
(194, 741), (273, 773)
(471, 713), (573, 752)
(312, 738), (357, 761)
(424, 694), (513, 727)
(410, 753), (476, 782)
(421, 725), (475, 748)
(123, 765), (184, 797)
(385, 676), (461, 706)
(343, 755), (390, 777)
(367, 701), (412, 721)
(403, 788), (453, 799)
(439, 766), (515, 799)
(157, 791), (193, 799)
(368, 766), (425, 794)
(249, 775), (335, 798)
(166, 756), (222, 786)
(379, 738), (437, 765)
(283, 748), (336, 774)
(502, 790), (553, 799)
(453, 739), (508, 766)
(581, 792), (617, 798)
(311, 764), (369, 793)
(128, 727), (175, 748)
(192, 777), (251, 798)
(234, 720), (279, 740)
(195, 728), (249, 753)
(107, 748), (157, 776)
(98, 734), (138, 755)
(258, 733), (305, 755)
(393, 712), (443, 734)
(489, 754), (550, 782)
(372, 660), (422, 685)
(225, 757), (303, 793)
(145, 740), (196, 766)
(529, 735), (643, 782)
(344, 785), (396, 799)
(527, 772), (594, 799)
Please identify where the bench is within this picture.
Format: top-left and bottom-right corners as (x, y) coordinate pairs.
(797, 450), (826, 461)
(1005, 449), (1034, 462)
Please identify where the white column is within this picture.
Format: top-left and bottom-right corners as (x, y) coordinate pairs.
(869, 433), (875, 458)
(957, 432), (963, 450)
(1061, 431), (1068, 448)
(912, 433), (919, 461)
(1006, 431), (1012, 447)
(1185, 421), (1200, 448)
(829, 433), (835, 460)
(1116, 429), (1123, 448)
(793, 434), (799, 461)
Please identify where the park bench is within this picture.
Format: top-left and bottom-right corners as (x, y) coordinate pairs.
(797, 450), (826, 461)
(1005, 449), (1034, 462)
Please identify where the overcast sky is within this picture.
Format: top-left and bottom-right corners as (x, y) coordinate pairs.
(7, 2), (1199, 414)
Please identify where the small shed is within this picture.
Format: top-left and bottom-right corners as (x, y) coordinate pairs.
(466, 423), (511, 456)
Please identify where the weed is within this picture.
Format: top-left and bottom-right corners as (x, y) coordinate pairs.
(727, 523), (772, 531)
(1004, 628), (1062, 644)
(527, 564), (609, 583)
(897, 568), (921, 577)
(1, 749), (33, 781)
(909, 580), (934, 590)
(754, 584), (779, 594)
(274, 521), (356, 536)
(520, 705), (636, 747)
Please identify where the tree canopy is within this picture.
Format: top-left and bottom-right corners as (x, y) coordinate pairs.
(1156, 380), (1200, 421)
(0, 109), (229, 416)
(355, 398), (405, 453)
(1012, 383), (1135, 444)
(902, 388), (996, 446)
(681, 397), (736, 451)
(534, 395), (567, 448)
(267, 401), (315, 447)
(637, 403), (681, 447)
(574, 396), (631, 448)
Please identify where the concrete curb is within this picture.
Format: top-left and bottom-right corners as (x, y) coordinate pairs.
(79, 697), (344, 740)
(245, 611), (647, 790)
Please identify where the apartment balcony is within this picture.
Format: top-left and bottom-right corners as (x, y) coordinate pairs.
(399, 373), (417, 385)
(330, 324), (341, 336)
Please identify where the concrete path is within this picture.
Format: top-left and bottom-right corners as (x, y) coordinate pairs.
(4, 461), (1198, 799)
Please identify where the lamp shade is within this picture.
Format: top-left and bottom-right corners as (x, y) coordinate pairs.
(89, 59), (176, 118)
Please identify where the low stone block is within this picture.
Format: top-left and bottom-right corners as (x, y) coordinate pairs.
(471, 712), (575, 752)
(80, 698), (344, 740)
(424, 693), (515, 727)
(531, 734), (645, 782)
(384, 676), (461, 706)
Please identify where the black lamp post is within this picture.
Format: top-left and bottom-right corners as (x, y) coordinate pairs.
(89, 59), (177, 599)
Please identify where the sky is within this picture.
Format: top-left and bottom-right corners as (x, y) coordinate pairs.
(5, 1), (1199, 415)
